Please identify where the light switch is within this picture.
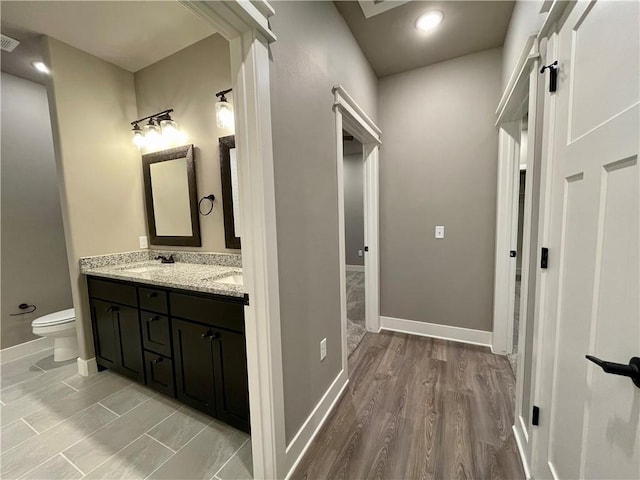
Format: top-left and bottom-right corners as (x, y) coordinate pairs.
(435, 226), (445, 239)
(320, 338), (327, 361)
(139, 236), (149, 249)
(358, 250), (363, 257)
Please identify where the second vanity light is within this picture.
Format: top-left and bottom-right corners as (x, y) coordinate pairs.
(131, 109), (180, 151)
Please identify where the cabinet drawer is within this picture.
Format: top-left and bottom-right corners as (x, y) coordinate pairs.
(88, 278), (137, 308)
(141, 312), (171, 357)
(170, 293), (244, 333)
(144, 351), (175, 397)
(139, 287), (168, 314)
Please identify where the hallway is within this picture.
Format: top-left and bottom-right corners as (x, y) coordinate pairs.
(293, 331), (524, 479)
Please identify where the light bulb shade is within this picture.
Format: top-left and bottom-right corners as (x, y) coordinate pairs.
(216, 100), (234, 129)
(132, 124), (145, 150)
(144, 122), (161, 149)
(160, 118), (179, 143)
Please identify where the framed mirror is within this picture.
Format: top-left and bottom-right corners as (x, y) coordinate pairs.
(142, 145), (201, 246)
(219, 135), (241, 249)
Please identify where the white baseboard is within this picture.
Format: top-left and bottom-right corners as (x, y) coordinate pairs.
(380, 316), (493, 347)
(345, 264), (365, 273)
(77, 357), (98, 376)
(0, 337), (53, 364)
(284, 369), (349, 478)
(513, 423), (532, 480)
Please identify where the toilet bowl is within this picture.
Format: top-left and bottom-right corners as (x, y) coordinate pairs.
(32, 308), (78, 362)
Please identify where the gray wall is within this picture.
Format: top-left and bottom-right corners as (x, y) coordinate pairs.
(502, 0), (545, 88)
(269, 1), (377, 442)
(44, 37), (145, 359)
(1, 72), (73, 349)
(344, 153), (364, 267)
(378, 47), (502, 332)
(134, 34), (236, 253)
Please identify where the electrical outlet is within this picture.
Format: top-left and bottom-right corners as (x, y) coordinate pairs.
(358, 250), (363, 257)
(435, 226), (445, 239)
(320, 338), (327, 361)
(139, 236), (149, 249)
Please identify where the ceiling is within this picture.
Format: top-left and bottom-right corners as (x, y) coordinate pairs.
(1, 1), (214, 83)
(335, 0), (514, 78)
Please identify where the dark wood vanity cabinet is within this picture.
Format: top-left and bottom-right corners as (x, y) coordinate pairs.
(89, 298), (144, 383)
(87, 277), (249, 433)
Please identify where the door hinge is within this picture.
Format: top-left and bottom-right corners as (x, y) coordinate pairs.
(243, 293), (250, 306)
(532, 405), (540, 426)
(541, 247), (549, 269)
(510, 250), (517, 258)
(364, 246), (369, 252)
(540, 61), (558, 93)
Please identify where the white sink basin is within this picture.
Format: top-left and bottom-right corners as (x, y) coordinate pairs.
(213, 274), (243, 286)
(122, 266), (164, 273)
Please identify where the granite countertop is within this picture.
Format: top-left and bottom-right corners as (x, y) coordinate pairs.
(80, 252), (244, 298)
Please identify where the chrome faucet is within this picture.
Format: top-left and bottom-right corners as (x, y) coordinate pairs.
(155, 254), (175, 264)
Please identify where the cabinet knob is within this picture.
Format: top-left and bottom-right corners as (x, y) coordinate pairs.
(151, 357), (163, 365)
(105, 306), (120, 313)
(149, 316), (161, 322)
(146, 292), (158, 299)
(201, 331), (220, 342)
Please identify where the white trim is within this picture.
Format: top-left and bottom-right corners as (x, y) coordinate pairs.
(0, 337), (53, 364)
(380, 316), (493, 347)
(77, 356), (98, 376)
(496, 35), (538, 124)
(513, 423), (533, 480)
(537, 0), (575, 41)
(333, 85), (382, 378)
(284, 369), (349, 478)
(177, 4), (285, 478)
(345, 264), (365, 273)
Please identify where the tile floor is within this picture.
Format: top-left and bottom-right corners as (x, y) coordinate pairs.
(0, 348), (252, 480)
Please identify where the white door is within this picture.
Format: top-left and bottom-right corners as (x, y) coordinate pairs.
(533, 1), (639, 479)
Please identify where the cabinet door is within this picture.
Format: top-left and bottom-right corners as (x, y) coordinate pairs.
(172, 319), (216, 416)
(90, 299), (119, 369)
(114, 305), (144, 383)
(144, 351), (175, 397)
(141, 312), (172, 357)
(212, 329), (250, 432)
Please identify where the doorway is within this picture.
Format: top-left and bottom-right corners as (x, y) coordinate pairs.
(342, 131), (366, 356)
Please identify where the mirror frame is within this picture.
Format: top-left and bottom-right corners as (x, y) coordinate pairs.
(142, 144), (201, 247)
(219, 135), (241, 249)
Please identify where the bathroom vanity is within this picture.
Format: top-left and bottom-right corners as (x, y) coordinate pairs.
(81, 253), (249, 433)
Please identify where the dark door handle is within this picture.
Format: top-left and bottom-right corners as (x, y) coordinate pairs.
(148, 316), (161, 322)
(201, 331), (219, 342)
(146, 292), (158, 298)
(105, 306), (120, 313)
(151, 357), (163, 365)
(585, 355), (640, 388)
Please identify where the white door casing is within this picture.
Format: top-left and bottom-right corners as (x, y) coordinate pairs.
(333, 85), (382, 375)
(532, 2), (639, 479)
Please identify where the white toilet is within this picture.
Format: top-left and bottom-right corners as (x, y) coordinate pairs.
(32, 308), (78, 362)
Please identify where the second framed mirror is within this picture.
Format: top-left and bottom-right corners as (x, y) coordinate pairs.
(219, 135), (241, 249)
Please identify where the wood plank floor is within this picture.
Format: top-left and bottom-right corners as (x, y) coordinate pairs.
(292, 332), (524, 480)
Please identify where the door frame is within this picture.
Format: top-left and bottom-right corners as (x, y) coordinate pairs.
(494, 34), (543, 479)
(493, 34), (540, 356)
(333, 85), (382, 373)
(179, 2), (286, 478)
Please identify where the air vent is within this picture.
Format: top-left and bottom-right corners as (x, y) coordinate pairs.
(1, 34), (20, 52)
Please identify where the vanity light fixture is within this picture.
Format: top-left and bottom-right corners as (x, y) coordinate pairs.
(416, 10), (443, 32)
(215, 89), (234, 130)
(130, 109), (180, 151)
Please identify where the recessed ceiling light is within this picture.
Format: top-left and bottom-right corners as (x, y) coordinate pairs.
(32, 61), (50, 74)
(416, 11), (444, 32)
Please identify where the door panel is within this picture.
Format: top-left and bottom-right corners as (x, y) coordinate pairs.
(144, 351), (175, 398)
(114, 305), (144, 382)
(212, 328), (250, 432)
(535, 1), (639, 479)
(172, 318), (216, 416)
(90, 299), (118, 369)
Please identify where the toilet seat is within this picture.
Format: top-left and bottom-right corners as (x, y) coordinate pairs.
(32, 308), (75, 327)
